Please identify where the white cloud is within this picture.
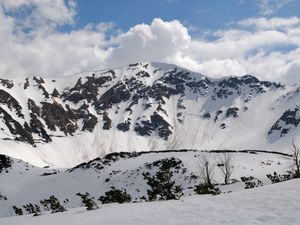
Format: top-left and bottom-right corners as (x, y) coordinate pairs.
(283, 61), (300, 84)
(105, 16), (300, 82)
(1, 0), (300, 83)
(0, 0), (109, 78)
(106, 19), (191, 67)
(0, 0), (76, 27)
(256, 0), (295, 16)
(238, 17), (300, 30)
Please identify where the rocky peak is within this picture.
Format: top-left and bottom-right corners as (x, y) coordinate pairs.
(0, 62), (295, 161)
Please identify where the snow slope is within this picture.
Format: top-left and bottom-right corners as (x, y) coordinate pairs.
(0, 150), (293, 218)
(0, 62), (299, 167)
(1, 178), (299, 225)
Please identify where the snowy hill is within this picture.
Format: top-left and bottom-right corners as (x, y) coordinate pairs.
(0, 62), (299, 167)
(0, 151), (299, 224)
(0, 150), (293, 218)
(2, 179), (300, 225)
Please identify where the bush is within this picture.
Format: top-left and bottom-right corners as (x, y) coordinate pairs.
(12, 206), (23, 216)
(241, 176), (263, 189)
(76, 192), (99, 210)
(40, 195), (66, 213)
(99, 187), (132, 204)
(194, 183), (221, 195)
(266, 171), (293, 183)
(23, 203), (41, 216)
(0, 192), (7, 200)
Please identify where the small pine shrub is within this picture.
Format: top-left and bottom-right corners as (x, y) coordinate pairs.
(0, 192), (7, 200)
(194, 184), (221, 195)
(23, 203), (41, 216)
(12, 206), (23, 216)
(266, 171), (293, 183)
(99, 187), (132, 204)
(40, 195), (66, 213)
(241, 176), (263, 189)
(143, 158), (183, 201)
(76, 192), (99, 210)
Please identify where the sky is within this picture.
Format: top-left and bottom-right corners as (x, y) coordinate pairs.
(0, 0), (300, 83)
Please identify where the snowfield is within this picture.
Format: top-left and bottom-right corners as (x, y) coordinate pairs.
(1, 178), (299, 225)
(0, 150), (296, 220)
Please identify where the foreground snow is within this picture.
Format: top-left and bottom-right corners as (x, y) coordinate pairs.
(1, 178), (299, 225)
(0, 150), (291, 218)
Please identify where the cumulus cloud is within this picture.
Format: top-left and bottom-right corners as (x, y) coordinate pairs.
(107, 16), (300, 82)
(1, 0), (300, 83)
(107, 19), (191, 67)
(0, 0), (108, 77)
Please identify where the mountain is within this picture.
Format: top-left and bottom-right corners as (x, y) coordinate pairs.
(0, 62), (298, 167)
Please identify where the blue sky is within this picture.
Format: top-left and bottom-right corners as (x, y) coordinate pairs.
(75, 0), (300, 34)
(0, 0), (300, 83)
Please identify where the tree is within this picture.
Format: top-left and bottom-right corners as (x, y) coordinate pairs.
(142, 158), (183, 201)
(291, 138), (300, 178)
(218, 153), (234, 184)
(198, 155), (215, 187)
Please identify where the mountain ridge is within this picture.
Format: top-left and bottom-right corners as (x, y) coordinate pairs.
(0, 62), (298, 167)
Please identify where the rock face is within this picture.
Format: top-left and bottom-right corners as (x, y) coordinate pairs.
(268, 106), (300, 139)
(0, 62), (299, 167)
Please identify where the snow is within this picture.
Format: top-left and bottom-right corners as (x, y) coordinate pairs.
(0, 150), (293, 218)
(1, 178), (299, 225)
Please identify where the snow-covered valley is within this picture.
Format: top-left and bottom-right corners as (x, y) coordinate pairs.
(0, 149), (297, 222)
(1, 168), (300, 225)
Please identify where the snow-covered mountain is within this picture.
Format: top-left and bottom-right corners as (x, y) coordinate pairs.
(0, 62), (298, 167)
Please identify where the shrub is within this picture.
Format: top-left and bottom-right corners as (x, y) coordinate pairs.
(266, 171), (293, 183)
(23, 203), (41, 216)
(194, 183), (221, 195)
(0, 192), (7, 200)
(241, 176), (263, 189)
(99, 187), (132, 204)
(40, 195), (66, 213)
(76, 192), (99, 210)
(12, 206), (23, 216)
